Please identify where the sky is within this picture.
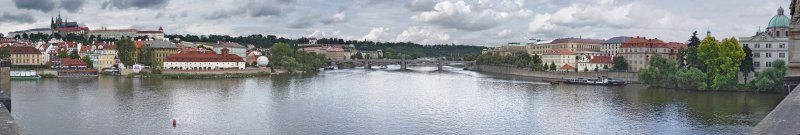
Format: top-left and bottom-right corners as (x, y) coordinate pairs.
(0, 0), (792, 47)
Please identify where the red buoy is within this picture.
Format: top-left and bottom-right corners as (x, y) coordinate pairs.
(172, 119), (176, 127)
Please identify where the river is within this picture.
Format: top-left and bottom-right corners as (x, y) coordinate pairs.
(9, 66), (784, 134)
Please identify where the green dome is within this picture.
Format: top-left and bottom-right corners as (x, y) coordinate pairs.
(768, 7), (790, 28)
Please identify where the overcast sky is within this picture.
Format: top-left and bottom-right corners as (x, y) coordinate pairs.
(0, 0), (792, 46)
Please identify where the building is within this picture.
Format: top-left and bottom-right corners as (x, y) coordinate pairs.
(542, 48), (577, 72)
(602, 36), (630, 57)
(55, 27), (90, 36)
(137, 27), (165, 39)
(618, 37), (687, 72)
(7, 28), (53, 39)
(147, 40), (179, 68)
(7, 46), (44, 65)
(299, 44), (356, 60)
(483, 45), (527, 56)
(527, 37), (605, 55)
(163, 48), (245, 70)
(738, 7), (791, 81)
(85, 42), (117, 69)
(577, 56), (613, 72)
(213, 41), (247, 61)
(359, 50), (384, 59)
(88, 27), (137, 39)
(47, 58), (87, 69)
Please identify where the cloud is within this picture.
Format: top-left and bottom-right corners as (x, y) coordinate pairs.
(495, 29), (513, 38)
(102, 0), (170, 9)
(411, 0), (532, 31)
(12, 0), (57, 12)
(60, 0), (85, 12)
(205, 0), (296, 20)
(362, 27), (392, 41)
(0, 13), (36, 24)
(288, 14), (321, 29)
(322, 8), (347, 24)
(527, 1), (712, 39)
(405, 0), (442, 12)
(395, 26), (450, 44)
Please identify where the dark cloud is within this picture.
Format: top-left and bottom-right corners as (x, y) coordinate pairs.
(288, 14), (321, 29)
(0, 13), (36, 24)
(205, 0), (296, 20)
(102, 0), (170, 9)
(12, 0), (56, 12)
(60, 0), (85, 12)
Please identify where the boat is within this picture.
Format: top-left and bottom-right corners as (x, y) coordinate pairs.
(10, 71), (42, 80)
(324, 66), (337, 70)
(560, 77), (626, 86)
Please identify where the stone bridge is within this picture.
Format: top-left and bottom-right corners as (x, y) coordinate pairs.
(330, 59), (476, 70)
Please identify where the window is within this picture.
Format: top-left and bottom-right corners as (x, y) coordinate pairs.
(743, 44), (749, 47)
(756, 44), (761, 48)
(780, 44), (786, 48)
(767, 62), (773, 67)
(780, 53), (786, 58)
(786, 31), (790, 37)
(766, 53), (772, 58)
(767, 44), (772, 48)
(754, 53), (760, 58)
(755, 62), (761, 67)
(777, 31), (780, 37)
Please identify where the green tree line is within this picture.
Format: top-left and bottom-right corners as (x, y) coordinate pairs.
(639, 32), (786, 92)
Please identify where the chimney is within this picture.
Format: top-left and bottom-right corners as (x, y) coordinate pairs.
(222, 48), (229, 55)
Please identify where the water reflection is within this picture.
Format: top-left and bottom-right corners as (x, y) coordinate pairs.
(9, 68), (783, 134)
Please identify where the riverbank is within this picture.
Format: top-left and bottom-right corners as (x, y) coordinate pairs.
(475, 65), (639, 83)
(128, 71), (272, 79)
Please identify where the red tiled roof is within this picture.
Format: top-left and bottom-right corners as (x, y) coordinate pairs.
(587, 56), (612, 63)
(543, 48), (576, 55)
(133, 40), (147, 49)
(137, 31), (163, 34)
(47, 58), (87, 67)
(6, 46), (41, 54)
(560, 64), (576, 70)
(550, 38), (605, 44)
(80, 45), (91, 53)
(90, 29), (136, 32)
(55, 27), (89, 32)
(165, 51), (244, 62)
(620, 36), (667, 48)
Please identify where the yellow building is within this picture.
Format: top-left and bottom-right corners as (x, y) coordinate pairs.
(147, 40), (178, 68)
(7, 46), (44, 65)
(527, 38), (605, 55)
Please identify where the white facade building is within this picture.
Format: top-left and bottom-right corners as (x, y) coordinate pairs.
(738, 7), (791, 82)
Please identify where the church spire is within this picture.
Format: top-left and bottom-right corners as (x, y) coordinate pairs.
(780, 6), (785, 16)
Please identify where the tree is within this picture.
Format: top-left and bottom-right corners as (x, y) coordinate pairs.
(139, 48), (154, 66)
(0, 47), (9, 60)
(676, 68), (708, 90)
(594, 66), (599, 72)
(584, 67), (589, 72)
(81, 56), (93, 68)
(740, 45), (755, 83)
(676, 48), (688, 68)
(603, 65), (609, 70)
(750, 60), (787, 92)
(612, 56), (628, 71)
(116, 38), (136, 66)
(270, 43), (293, 65)
(69, 49), (80, 59)
(686, 31), (705, 70)
(549, 62), (557, 71)
(638, 55), (679, 88)
(698, 36), (745, 90)
(57, 49), (68, 58)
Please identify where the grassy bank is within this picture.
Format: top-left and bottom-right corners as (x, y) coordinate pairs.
(127, 71), (272, 79)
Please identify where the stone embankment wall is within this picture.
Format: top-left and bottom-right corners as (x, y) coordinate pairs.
(161, 68), (271, 75)
(750, 86), (800, 134)
(476, 65), (639, 82)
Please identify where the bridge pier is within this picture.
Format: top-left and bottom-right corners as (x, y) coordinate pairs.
(400, 61), (407, 70)
(364, 61), (372, 69)
(437, 61), (443, 71)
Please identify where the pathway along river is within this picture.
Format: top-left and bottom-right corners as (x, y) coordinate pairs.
(10, 66), (784, 134)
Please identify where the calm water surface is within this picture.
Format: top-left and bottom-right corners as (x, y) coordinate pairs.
(10, 67), (784, 134)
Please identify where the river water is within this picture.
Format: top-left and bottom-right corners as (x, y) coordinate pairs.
(9, 67), (784, 134)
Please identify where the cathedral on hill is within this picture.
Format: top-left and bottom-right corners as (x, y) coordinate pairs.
(50, 12), (80, 30)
